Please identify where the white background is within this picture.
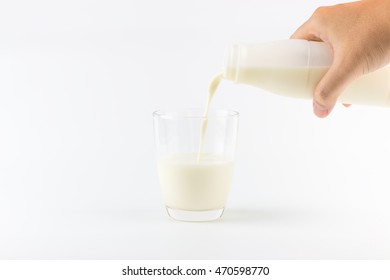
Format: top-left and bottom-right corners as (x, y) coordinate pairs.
(0, 0), (389, 259)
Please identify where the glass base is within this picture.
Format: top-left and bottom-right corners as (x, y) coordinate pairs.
(166, 207), (224, 222)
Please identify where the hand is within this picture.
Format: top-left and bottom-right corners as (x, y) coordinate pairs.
(291, 0), (390, 118)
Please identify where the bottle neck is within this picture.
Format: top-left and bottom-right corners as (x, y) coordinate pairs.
(223, 44), (240, 82)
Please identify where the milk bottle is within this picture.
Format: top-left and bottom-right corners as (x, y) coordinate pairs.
(223, 39), (390, 106)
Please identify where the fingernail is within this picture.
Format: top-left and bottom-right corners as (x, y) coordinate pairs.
(313, 101), (330, 118)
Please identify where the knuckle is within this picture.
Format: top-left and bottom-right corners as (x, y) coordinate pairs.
(311, 5), (333, 25)
(314, 6), (326, 14)
(315, 88), (332, 105)
(313, 6), (328, 17)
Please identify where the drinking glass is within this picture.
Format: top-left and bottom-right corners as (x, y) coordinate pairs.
(153, 109), (239, 222)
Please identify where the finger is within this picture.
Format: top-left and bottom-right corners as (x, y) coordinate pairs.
(343, 103), (351, 107)
(313, 56), (357, 118)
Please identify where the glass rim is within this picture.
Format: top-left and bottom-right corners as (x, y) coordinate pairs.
(153, 109), (239, 120)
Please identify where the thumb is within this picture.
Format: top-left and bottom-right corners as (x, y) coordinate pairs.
(313, 54), (358, 118)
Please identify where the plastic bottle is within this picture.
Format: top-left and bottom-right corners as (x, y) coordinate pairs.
(223, 39), (390, 106)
